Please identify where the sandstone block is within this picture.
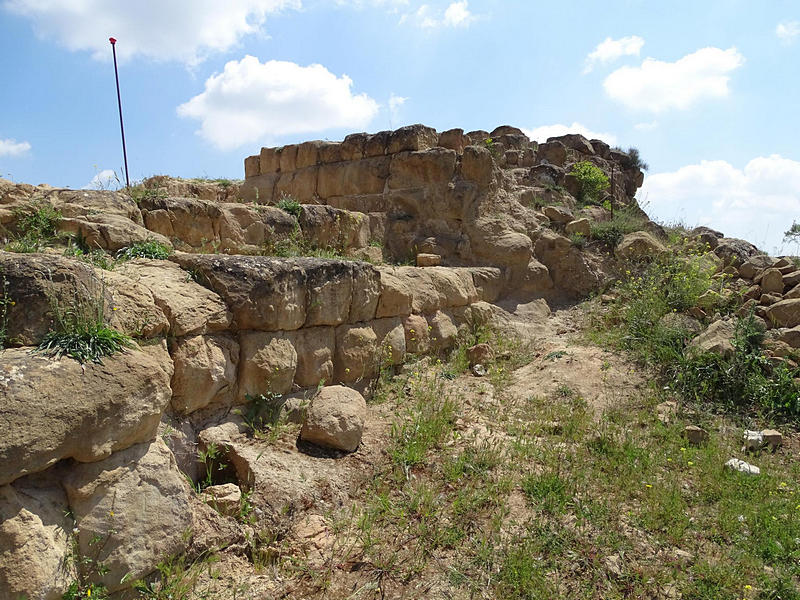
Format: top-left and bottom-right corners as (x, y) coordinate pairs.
(427, 311), (458, 351)
(387, 124), (438, 154)
(377, 269), (413, 317)
(615, 231), (667, 261)
(200, 483), (242, 517)
(371, 317), (406, 365)
(687, 320), (735, 357)
(766, 299), (800, 328)
(317, 157), (389, 199)
(239, 331), (297, 397)
(544, 205), (574, 225)
(279, 144), (298, 172)
(438, 128), (467, 153)
(334, 323), (378, 383)
(170, 334), (239, 414)
(244, 154), (260, 178)
(565, 218), (591, 237)
(260, 147), (280, 174)
(403, 313), (430, 354)
(296, 141), (322, 169)
(290, 327), (335, 387)
(417, 253), (442, 266)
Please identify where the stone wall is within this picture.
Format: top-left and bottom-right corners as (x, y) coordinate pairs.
(241, 124), (646, 299)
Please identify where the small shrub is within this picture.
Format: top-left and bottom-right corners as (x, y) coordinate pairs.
(569, 232), (587, 248)
(6, 200), (62, 252)
(116, 240), (171, 261)
(129, 185), (167, 205)
(276, 194), (302, 218)
(569, 161), (609, 205)
(589, 209), (648, 248)
(626, 146), (649, 171)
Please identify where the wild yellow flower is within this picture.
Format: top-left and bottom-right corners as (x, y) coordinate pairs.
(687, 461), (694, 466)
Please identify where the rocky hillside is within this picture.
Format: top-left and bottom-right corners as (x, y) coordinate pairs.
(1, 125), (798, 599)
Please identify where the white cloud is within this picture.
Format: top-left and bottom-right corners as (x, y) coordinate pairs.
(640, 155), (800, 253)
(388, 93), (408, 124)
(3, 0), (300, 65)
(0, 137), (31, 157)
(603, 47), (744, 112)
(634, 121), (659, 131)
(583, 35), (644, 73)
(336, 0), (408, 9)
(443, 1), (474, 27)
(402, 1), (475, 28)
(522, 122), (617, 146)
(83, 169), (120, 190)
(776, 20), (800, 45)
(177, 55), (380, 151)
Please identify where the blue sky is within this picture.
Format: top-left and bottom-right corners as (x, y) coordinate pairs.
(1, 0), (799, 252)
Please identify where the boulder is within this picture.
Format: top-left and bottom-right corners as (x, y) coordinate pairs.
(714, 238), (759, 266)
(376, 269), (413, 317)
(416, 253), (442, 267)
(300, 386), (367, 452)
(0, 471), (74, 600)
(760, 268), (785, 295)
(687, 320), (736, 358)
(536, 141), (567, 166)
(103, 269), (170, 338)
(115, 259), (232, 336)
(684, 425), (709, 445)
(543, 205), (574, 225)
(170, 334), (239, 414)
(565, 218), (591, 237)
(0, 347), (172, 486)
(427, 310), (458, 350)
(0, 252), (104, 345)
(63, 439), (193, 593)
(738, 255), (776, 280)
(615, 231), (666, 261)
(58, 214), (172, 253)
(403, 313), (431, 354)
(387, 124), (439, 154)
(370, 317), (406, 366)
(765, 299), (800, 328)
(467, 343), (493, 367)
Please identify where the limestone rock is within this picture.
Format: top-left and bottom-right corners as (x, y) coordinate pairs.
(290, 327), (335, 387)
(403, 313), (431, 354)
(467, 343), (493, 367)
(565, 218), (591, 237)
(724, 458), (760, 476)
(765, 298), (800, 328)
(687, 320), (735, 358)
(59, 214), (172, 253)
(0, 252), (105, 345)
(427, 310), (458, 351)
(761, 429), (783, 451)
(615, 231), (666, 261)
(543, 205), (574, 225)
(170, 334), (239, 414)
(200, 483), (242, 517)
(371, 317), (406, 366)
(63, 439), (193, 593)
(300, 386), (367, 452)
(103, 269), (170, 338)
(738, 255), (776, 280)
(0, 348), (172, 486)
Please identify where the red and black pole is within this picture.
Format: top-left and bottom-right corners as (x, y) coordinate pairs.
(109, 37), (130, 189)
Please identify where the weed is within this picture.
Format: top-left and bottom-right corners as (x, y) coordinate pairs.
(626, 146), (649, 171)
(64, 238), (114, 270)
(589, 208), (648, 248)
(276, 194), (302, 218)
(569, 232), (587, 248)
(37, 276), (133, 363)
(133, 551), (218, 599)
(569, 160), (609, 205)
(483, 137), (499, 158)
(196, 443), (228, 493)
(129, 184), (167, 206)
(116, 240), (171, 261)
(5, 200), (62, 252)
(0, 275), (11, 347)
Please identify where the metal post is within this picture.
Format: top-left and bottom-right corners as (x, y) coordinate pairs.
(610, 164), (615, 219)
(109, 37), (130, 189)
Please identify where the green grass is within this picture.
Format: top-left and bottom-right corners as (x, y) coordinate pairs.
(589, 208), (649, 248)
(116, 240), (172, 261)
(4, 200), (62, 252)
(276, 194), (302, 218)
(36, 277), (133, 363)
